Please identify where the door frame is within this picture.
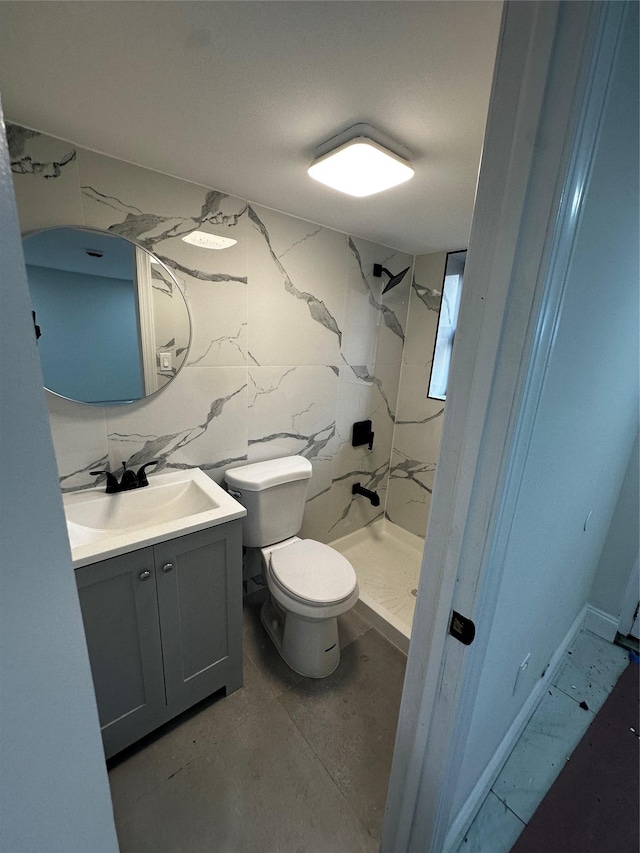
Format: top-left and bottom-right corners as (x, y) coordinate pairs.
(618, 554), (640, 638)
(382, 2), (629, 851)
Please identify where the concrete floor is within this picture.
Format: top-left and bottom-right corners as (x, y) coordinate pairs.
(108, 600), (406, 852)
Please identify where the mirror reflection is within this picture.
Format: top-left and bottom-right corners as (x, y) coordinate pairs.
(23, 227), (191, 405)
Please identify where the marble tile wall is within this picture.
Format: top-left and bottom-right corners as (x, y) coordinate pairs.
(386, 251), (447, 538)
(9, 123), (415, 544)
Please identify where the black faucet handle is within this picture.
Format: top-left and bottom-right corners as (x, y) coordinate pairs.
(90, 470), (119, 493)
(136, 461), (158, 487)
(352, 419), (375, 451)
(119, 461), (138, 489)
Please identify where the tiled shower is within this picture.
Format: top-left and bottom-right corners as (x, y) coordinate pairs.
(10, 123), (448, 631)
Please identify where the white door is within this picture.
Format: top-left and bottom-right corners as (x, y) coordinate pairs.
(383, 2), (637, 851)
(630, 607), (640, 642)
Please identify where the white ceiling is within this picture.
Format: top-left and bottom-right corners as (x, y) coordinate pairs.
(0, 1), (502, 255)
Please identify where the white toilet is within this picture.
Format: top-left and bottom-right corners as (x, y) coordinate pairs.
(224, 456), (358, 678)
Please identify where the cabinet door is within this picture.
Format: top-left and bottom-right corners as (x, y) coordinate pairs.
(154, 521), (243, 715)
(75, 549), (166, 758)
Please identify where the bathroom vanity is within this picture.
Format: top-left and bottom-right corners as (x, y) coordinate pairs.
(64, 469), (246, 758)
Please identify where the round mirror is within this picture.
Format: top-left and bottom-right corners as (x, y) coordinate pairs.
(23, 227), (191, 405)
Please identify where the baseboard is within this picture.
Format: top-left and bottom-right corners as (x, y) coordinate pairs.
(583, 604), (618, 642)
(443, 605), (588, 852)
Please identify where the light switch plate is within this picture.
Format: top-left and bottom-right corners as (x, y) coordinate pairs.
(513, 652), (531, 695)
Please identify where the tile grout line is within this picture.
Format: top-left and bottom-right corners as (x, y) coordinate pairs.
(550, 680), (598, 709)
(271, 624), (386, 845)
(488, 787), (529, 828)
(109, 671), (285, 811)
(488, 686), (597, 828)
(274, 684), (381, 845)
(467, 638), (629, 848)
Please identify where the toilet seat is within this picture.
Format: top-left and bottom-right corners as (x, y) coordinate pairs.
(269, 539), (357, 606)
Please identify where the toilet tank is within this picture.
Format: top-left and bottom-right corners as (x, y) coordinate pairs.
(224, 456), (312, 547)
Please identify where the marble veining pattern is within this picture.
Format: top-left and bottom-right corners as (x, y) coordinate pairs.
(247, 205), (346, 367)
(60, 454), (110, 494)
(347, 237), (405, 343)
(248, 424), (336, 462)
(248, 206), (342, 346)
(402, 252), (445, 371)
(343, 362), (398, 422)
(9, 124), (84, 231)
(8, 125), (76, 178)
(386, 250), (447, 537)
(109, 385), (246, 474)
(276, 224), (324, 259)
(104, 368), (248, 486)
(188, 324), (247, 367)
(247, 365), (338, 466)
(328, 462), (389, 534)
(386, 371), (444, 537)
(412, 278), (442, 312)
(388, 453), (437, 496)
(81, 186), (248, 285)
(395, 405), (444, 427)
(11, 123), (443, 550)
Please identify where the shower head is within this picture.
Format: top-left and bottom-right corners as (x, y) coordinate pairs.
(373, 263), (411, 294)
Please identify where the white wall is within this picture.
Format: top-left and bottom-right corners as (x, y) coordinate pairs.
(0, 107), (118, 850)
(452, 3), (639, 812)
(589, 431), (639, 622)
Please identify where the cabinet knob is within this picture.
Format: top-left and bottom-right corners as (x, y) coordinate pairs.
(162, 563), (174, 573)
(139, 570), (151, 581)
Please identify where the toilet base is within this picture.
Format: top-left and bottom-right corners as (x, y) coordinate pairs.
(260, 598), (340, 679)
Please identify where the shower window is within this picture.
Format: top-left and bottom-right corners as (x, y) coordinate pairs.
(428, 250), (466, 401)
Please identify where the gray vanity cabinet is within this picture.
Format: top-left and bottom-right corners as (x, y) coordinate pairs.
(75, 547), (166, 758)
(75, 520), (243, 759)
(154, 525), (243, 717)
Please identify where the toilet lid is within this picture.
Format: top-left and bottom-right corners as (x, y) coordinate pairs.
(269, 539), (357, 605)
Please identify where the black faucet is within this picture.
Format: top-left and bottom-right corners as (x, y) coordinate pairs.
(119, 461), (138, 491)
(352, 482), (380, 507)
(91, 461), (158, 494)
(136, 461), (159, 487)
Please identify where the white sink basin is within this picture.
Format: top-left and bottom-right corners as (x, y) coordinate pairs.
(63, 468), (246, 567)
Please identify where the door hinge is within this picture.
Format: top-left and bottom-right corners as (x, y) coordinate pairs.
(449, 610), (476, 646)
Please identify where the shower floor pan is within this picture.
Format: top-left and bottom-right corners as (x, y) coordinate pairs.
(331, 519), (424, 654)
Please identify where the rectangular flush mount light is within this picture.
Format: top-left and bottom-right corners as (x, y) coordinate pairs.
(182, 230), (237, 250)
(308, 131), (414, 197)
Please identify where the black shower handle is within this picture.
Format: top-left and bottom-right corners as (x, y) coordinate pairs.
(352, 419), (375, 451)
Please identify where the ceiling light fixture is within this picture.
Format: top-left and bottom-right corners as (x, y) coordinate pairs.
(182, 231), (237, 250)
(308, 123), (414, 198)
